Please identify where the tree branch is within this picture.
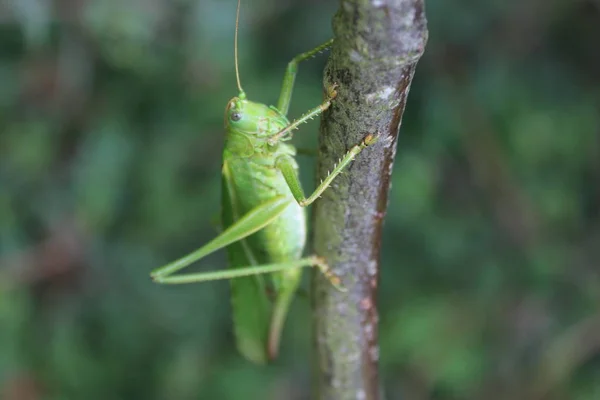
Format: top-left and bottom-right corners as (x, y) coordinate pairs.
(311, 1), (428, 399)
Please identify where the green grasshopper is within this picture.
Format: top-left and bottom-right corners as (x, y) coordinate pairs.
(150, 0), (376, 364)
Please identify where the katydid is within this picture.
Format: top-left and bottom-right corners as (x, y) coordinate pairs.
(150, 0), (376, 364)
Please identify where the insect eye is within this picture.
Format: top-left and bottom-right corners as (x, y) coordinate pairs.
(231, 112), (242, 122)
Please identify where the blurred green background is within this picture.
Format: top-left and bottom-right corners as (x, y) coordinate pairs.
(1, 0), (599, 399)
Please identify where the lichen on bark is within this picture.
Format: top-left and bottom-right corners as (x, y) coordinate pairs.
(311, 1), (428, 399)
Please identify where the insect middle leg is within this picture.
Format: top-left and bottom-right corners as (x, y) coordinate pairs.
(276, 134), (379, 207)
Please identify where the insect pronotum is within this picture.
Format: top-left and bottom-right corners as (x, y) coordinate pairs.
(150, 0), (377, 364)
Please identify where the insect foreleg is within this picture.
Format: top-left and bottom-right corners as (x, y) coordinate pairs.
(276, 134), (378, 207)
(151, 195), (291, 281)
(276, 38), (334, 116)
(268, 84), (337, 145)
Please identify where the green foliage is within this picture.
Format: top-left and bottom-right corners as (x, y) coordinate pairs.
(1, 0), (599, 399)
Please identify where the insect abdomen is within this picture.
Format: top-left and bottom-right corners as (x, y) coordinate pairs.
(228, 156), (306, 264)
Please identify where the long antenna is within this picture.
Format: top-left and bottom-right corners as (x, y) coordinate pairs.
(235, 0), (245, 97)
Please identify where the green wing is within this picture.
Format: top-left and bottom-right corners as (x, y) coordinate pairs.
(222, 161), (271, 364)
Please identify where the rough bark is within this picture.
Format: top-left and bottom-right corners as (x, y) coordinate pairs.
(311, 1), (428, 399)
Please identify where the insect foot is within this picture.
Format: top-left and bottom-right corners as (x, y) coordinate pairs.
(310, 255), (348, 293)
(325, 83), (338, 101)
(362, 133), (379, 147)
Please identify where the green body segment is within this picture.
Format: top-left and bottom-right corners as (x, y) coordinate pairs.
(220, 169), (270, 364)
(223, 98), (305, 362)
